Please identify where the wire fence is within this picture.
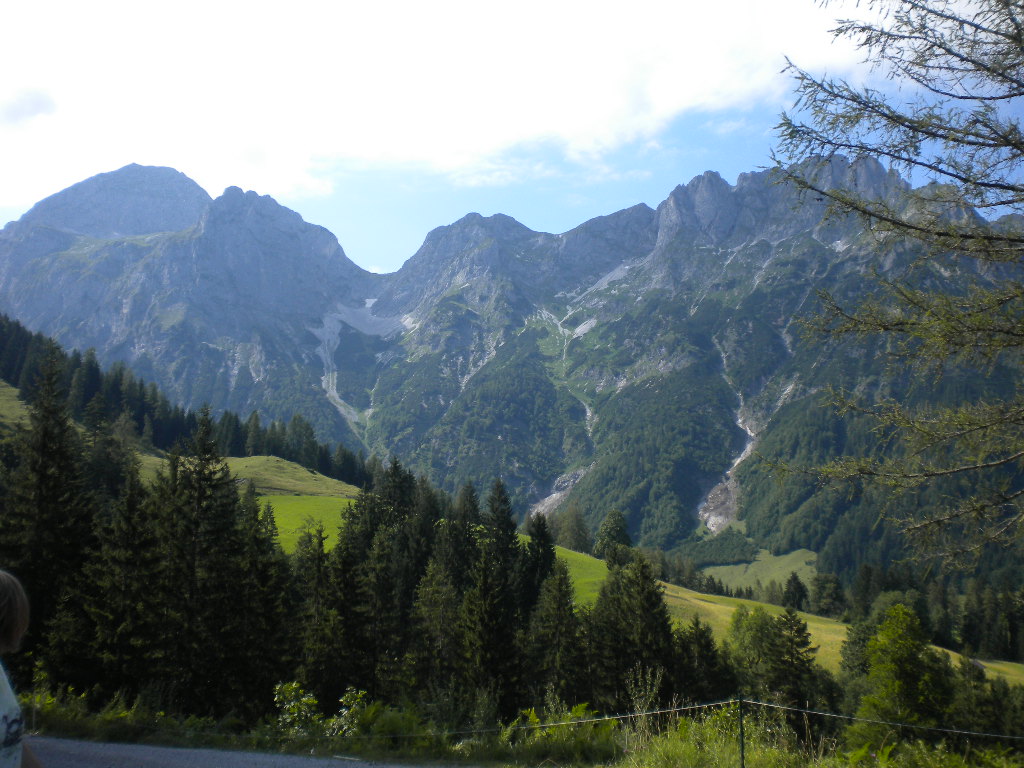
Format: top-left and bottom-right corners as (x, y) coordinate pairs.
(25, 691), (1024, 762)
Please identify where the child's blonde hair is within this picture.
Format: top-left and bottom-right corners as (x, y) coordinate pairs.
(0, 571), (29, 654)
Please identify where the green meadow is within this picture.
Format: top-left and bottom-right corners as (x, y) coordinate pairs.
(561, 545), (1024, 686)
(224, 456), (359, 552)
(262, 494), (354, 551)
(704, 547), (817, 590)
(0, 380), (27, 432)
(137, 453), (360, 552)
(226, 456), (359, 497)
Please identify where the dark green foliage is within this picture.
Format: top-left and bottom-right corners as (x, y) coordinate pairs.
(524, 559), (582, 703)
(234, 485), (294, 715)
(406, 557), (467, 722)
(846, 604), (954, 748)
(153, 410), (251, 715)
(673, 616), (735, 704)
(567, 363), (744, 549)
(433, 483), (481, 595)
(727, 605), (835, 720)
(79, 465), (164, 698)
(461, 479), (525, 719)
(0, 351), (92, 678)
(586, 557), (674, 712)
(672, 527), (757, 568)
(809, 573), (846, 618)
(293, 521), (346, 707)
(551, 501), (592, 554)
(409, 332), (590, 509)
(593, 508), (631, 562)
(782, 572), (809, 612)
(521, 512), (556, 616)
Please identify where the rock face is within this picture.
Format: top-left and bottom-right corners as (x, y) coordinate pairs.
(0, 158), (928, 550)
(14, 164), (212, 238)
(0, 166), (379, 445)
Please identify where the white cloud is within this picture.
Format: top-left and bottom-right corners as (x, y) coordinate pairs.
(0, 90), (56, 125)
(0, 0), (867, 208)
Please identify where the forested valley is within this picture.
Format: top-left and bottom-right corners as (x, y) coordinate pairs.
(1, 312), (1023, 767)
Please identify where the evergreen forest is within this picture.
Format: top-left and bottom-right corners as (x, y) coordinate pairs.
(1, 312), (1024, 766)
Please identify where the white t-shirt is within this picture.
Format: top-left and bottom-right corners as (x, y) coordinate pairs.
(0, 664), (22, 768)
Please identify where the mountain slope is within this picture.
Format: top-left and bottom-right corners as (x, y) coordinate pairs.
(0, 157), (1004, 563)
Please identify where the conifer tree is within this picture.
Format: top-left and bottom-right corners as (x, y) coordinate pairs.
(847, 603), (955, 748)
(244, 411), (264, 456)
(460, 549), (521, 720)
(520, 512), (556, 616)
(673, 616), (734, 704)
(462, 480), (524, 720)
(360, 525), (403, 699)
(407, 557), (467, 720)
(434, 483), (482, 595)
(554, 500), (592, 554)
(151, 410), (248, 714)
(782, 571), (809, 612)
(587, 556), (673, 712)
(524, 559), (582, 703)
(294, 521), (346, 706)
(0, 350), (91, 675)
(77, 461), (164, 698)
(235, 485), (294, 715)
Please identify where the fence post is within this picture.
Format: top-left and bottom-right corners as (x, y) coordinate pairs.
(738, 699), (745, 768)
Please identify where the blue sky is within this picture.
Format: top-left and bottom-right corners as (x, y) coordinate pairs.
(0, 0), (870, 274)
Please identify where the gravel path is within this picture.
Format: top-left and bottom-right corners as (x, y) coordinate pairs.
(30, 736), (399, 768)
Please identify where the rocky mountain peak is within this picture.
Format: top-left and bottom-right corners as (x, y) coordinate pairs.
(655, 171), (741, 248)
(12, 163), (211, 238)
(208, 185), (303, 224)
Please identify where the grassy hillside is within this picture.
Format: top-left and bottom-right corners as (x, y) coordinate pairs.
(661, 584), (848, 672)
(0, 382), (28, 430)
(559, 545), (842, 666)
(560, 546), (1024, 686)
(0, 380), (28, 434)
(704, 548), (817, 590)
(556, 546), (610, 603)
(137, 453), (360, 552)
(264, 494), (354, 552)
(141, 454), (359, 497)
(226, 456), (360, 497)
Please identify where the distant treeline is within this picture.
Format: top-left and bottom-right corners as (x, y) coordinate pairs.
(556, 506), (1024, 665)
(0, 313), (369, 486)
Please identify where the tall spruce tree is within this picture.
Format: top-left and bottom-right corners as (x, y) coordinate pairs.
(524, 559), (582, 703)
(151, 409), (248, 715)
(294, 521), (346, 707)
(462, 479), (524, 720)
(587, 556), (673, 712)
(520, 513), (556, 616)
(235, 484), (294, 716)
(673, 616), (735, 704)
(407, 557), (467, 721)
(0, 350), (91, 679)
(434, 482), (482, 595)
(53, 460), (162, 699)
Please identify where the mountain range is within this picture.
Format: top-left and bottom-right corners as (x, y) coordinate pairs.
(0, 158), (974, 567)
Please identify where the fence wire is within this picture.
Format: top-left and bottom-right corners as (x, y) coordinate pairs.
(25, 693), (1024, 749)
